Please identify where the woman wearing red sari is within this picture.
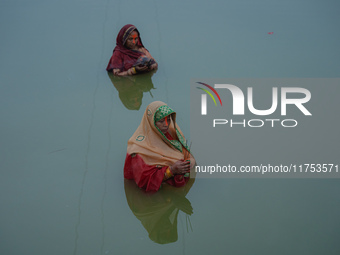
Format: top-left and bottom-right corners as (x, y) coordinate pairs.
(124, 101), (195, 192)
(106, 24), (158, 76)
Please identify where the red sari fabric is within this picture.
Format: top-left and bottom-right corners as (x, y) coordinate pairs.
(124, 132), (188, 192)
(106, 24), (146, 72)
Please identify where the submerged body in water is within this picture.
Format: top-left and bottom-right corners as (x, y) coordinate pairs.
(124, 101), (195, 191)
(107, 72), (155, 110)
(106, 24), (158, 76)
(124, 178), (195, 244)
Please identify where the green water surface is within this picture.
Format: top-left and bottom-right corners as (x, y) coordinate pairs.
(1, 0), (339, 254)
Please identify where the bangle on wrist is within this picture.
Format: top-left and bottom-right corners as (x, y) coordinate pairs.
(164, 167), (173, 179)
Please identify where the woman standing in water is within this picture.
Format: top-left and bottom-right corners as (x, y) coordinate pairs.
(106, 24), (158, 76)
(124, 101), (195, 192)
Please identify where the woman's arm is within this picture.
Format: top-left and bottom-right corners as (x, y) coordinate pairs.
(113, 67), (137, 76)
(124, 153), (167, 191)
(139, 48), (158, 70)
(163, 160), (191, 188)
(170, 160), (191, 175)
(124, 153), (191, 191)
(113, 65), (150, 76)
(163, 160), (191, 180)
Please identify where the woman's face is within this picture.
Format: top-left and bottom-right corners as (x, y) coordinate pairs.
(156, 115), (171, 134)
(125, 30), (139, 49)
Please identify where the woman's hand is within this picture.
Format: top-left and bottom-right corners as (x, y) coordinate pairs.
(171, 160), (191, 175)
(135, 65), (149, 72)
(150, 63), (158, 70)
(113, 69), (121, 76)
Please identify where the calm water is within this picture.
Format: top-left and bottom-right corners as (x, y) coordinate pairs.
(1, 0), (340, 254)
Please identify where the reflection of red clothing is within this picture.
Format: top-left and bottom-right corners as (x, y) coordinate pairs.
(124, 132), (188, 192)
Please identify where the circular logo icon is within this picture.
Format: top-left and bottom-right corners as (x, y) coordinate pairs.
(136, 135), (145, 142)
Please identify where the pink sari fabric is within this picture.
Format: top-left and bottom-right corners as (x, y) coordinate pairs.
(124, 132), (188, 192)
(106, 24), (146, 72)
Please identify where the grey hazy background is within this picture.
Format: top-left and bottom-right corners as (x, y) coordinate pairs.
(190, 78), (340, 178)
(1, 0), (339, 255)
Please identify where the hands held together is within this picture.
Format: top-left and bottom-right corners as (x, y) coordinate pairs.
(170, 160), (192, 175)
(135, 62), (157, 72)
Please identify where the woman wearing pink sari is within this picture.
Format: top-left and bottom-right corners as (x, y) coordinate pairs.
(106, 24), (158, 76)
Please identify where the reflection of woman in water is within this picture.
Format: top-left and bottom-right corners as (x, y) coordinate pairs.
(107, 72), (155, 110)
(106, 24), (158, 76)
(124, 177), (195, 244)
(124, 101), (195, 192)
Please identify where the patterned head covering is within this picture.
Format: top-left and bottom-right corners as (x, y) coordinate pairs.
(127, 101), (194, 167)
(106, 24), (145, 72)
(116, 24), (144, 48)
(154, 105), (175, 122)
